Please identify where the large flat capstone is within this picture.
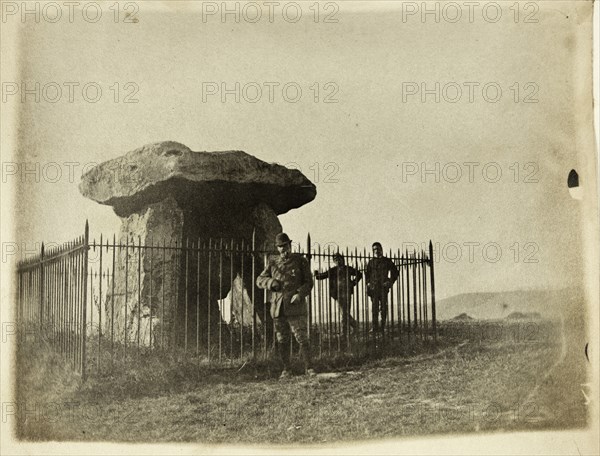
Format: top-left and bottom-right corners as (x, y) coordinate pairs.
(79, 141), (316, 217)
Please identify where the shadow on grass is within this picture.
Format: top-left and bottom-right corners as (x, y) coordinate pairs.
(17, 331), (445, 404)
(16, 319), (564, 405)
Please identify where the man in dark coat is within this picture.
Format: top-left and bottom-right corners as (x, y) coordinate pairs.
(314, 253), (361, 337)
(256, 233), (314, 378)
(366, 242), (399, 333)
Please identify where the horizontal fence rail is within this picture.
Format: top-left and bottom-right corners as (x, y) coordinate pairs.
(16, 223), (437, 379)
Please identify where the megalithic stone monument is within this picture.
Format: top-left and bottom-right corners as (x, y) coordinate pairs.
(79, 141), (316, 348)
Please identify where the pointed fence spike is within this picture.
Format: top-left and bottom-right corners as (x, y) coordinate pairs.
(429, 240), (434, 264)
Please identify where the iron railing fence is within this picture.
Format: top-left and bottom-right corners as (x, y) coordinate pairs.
(16, 222), (437, 380)
(16, 227), (88, 377)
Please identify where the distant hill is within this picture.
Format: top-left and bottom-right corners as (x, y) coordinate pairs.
(436, 287), (585, 320)
(452, 313), (474, 321)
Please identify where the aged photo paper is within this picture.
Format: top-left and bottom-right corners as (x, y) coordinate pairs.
(1, 1), (599, 454)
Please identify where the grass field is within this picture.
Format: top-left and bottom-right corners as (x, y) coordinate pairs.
(13, 318), (588, 444)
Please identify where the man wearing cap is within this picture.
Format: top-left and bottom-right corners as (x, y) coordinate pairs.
(314, 253), (361, 338)
(256, 232), (315, 378)
(366, 242), (399, 333)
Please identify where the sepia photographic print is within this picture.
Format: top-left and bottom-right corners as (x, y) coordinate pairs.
(1, 1), (599, 454)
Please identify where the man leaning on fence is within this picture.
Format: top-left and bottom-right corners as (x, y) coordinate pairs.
(256, 233), (315, 379)
(366, 242), (399, 333)
(314, 253), (361, 338)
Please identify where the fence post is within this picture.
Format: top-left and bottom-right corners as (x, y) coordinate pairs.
(39, 242), (45, 337)
(81, 221), (89, 380)
(405, 249), (411, 340)
(251, 229), (256, 360)
(429, 240), (437, 344)
(306, 233), (312, 341)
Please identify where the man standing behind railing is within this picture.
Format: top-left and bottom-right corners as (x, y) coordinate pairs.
(256, 233), (315, 379)
(314, 253), (362, 338)
(366, 242), (399, 333)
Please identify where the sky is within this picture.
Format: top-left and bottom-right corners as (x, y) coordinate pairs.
(2, 0), (597, 300)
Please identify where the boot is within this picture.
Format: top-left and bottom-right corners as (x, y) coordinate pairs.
(278, 342), (290, 378)
(300, 343), (315, 376)
(342, 320), (349, 339)
(369, 321), (379, 333)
